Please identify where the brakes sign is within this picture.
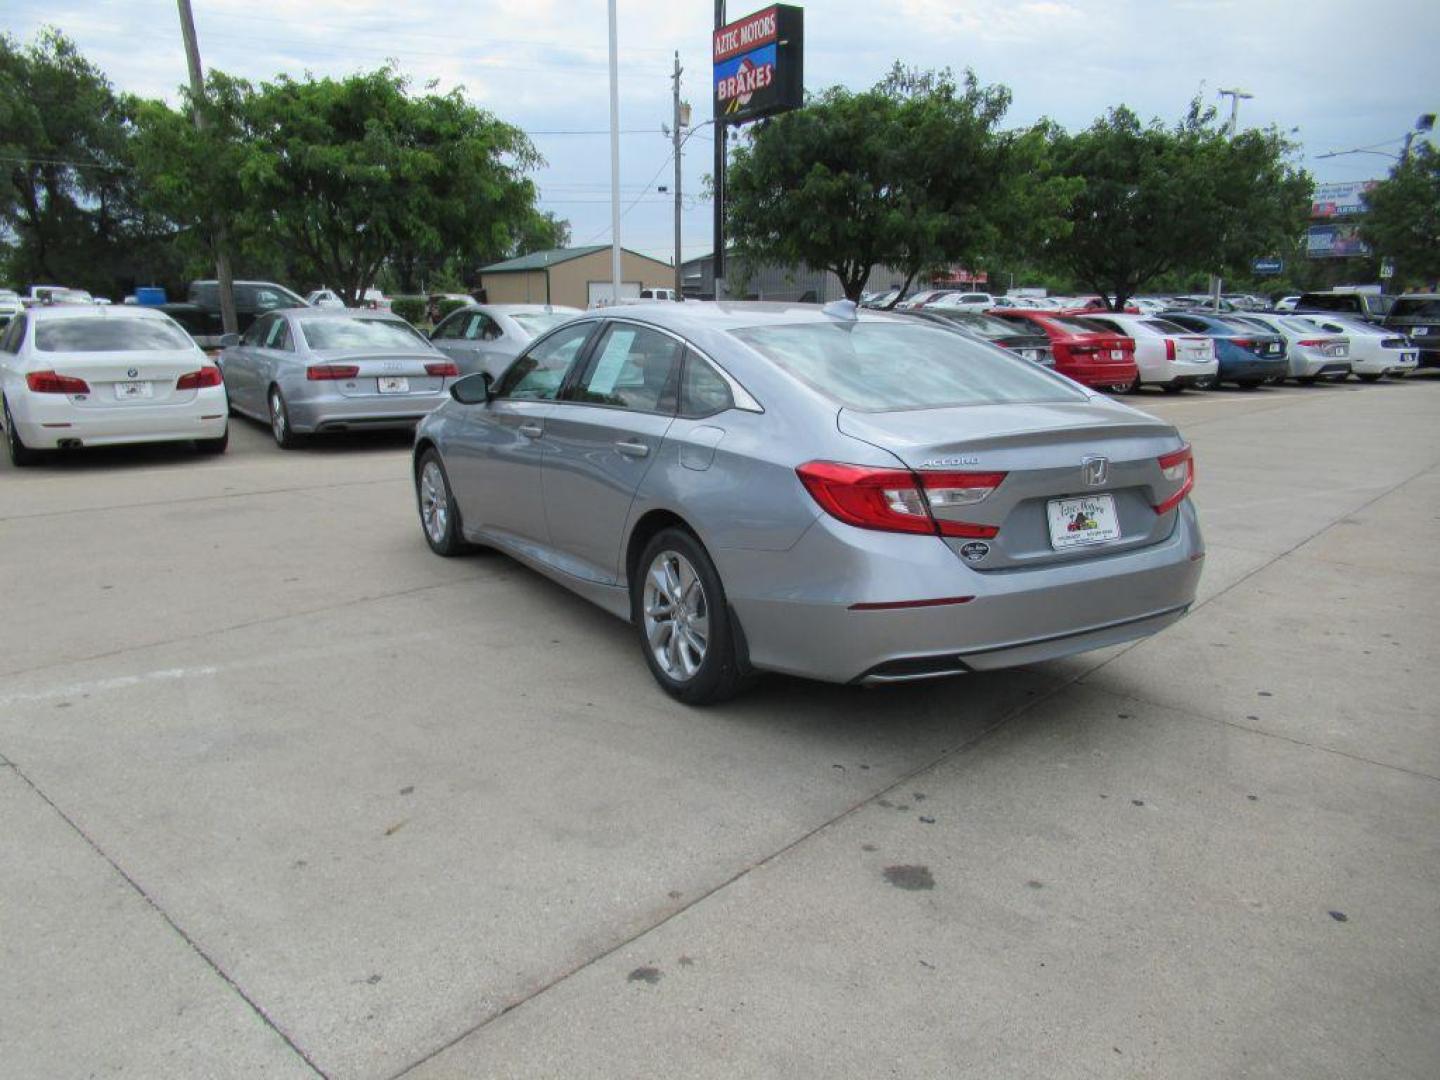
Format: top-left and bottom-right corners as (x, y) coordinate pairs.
(712, 5), (803, 125)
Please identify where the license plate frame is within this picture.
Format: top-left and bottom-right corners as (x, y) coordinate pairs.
(114, 381), (152, 400)
(377, 376), (410, 395)
(1046, 494), (1122, 550)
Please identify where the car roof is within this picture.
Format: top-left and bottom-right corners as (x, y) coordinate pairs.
(482, 304), (583, 315)
(26, 304), (172, 321)
(284, 308), (403, 321)
(566, 300), (926, 334)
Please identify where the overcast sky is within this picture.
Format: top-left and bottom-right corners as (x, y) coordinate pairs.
(11, 0), (1440, 265)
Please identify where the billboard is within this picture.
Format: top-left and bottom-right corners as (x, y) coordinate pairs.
(1306, 223), (1371, 258)
(713, 5), (804, 125)
(1310, 180), (1378, 219)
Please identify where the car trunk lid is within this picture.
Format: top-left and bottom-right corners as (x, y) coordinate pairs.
(838, 401), (1187, 570)
(310, 351), (450, 398)
(48, 348), (208, 408)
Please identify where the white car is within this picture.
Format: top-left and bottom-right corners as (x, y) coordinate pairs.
(0, 289), (21, 327)
(0, 305), (228, 466)
(928, 291), (997, 312)
(895, 289), (958, 310)
(1293, 314), (1418, 381)
(1274, 296), (1301, 313)
(1227, 313), (1350, 383)
(305, 288), (347, 309)
(1080, 313), (1219, 392)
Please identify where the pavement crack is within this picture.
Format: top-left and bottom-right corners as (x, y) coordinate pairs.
(5, 758), (329, 1078)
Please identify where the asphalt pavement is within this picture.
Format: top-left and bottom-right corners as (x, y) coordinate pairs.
(2, 378), (1437, 1079)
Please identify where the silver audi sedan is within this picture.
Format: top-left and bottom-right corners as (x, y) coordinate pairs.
(428, 304), (583, 379)
(220, 309), (459, 447)
(412, 302), (1204, 703)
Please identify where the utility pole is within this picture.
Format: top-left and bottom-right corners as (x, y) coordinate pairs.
(671, 53), (686, 299)
(713, 0), (726, 299)
(1213, 88), (1254, 310)
(176, 0), (238, 337)
(606, 0), (622, 305)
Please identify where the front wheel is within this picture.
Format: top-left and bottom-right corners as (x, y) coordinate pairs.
(3, 398), (40, 467)
(634, 528), (751, 705)
(415, 449), (472, 556)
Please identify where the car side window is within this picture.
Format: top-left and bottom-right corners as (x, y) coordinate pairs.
(264, 318), (290, 350)
(567, 324), (682, 413)
(493, 322), (595, 401)
(243, 315), (272, 347)
(678, 350), (734, 417)
(0, 314), (25, 353)
(256, 288), (287, 311)
(473, 314), (502, 342)
(432, 312), (464, 341)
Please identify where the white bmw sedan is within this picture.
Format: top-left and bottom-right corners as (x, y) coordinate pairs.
(0, 305), (228, 466)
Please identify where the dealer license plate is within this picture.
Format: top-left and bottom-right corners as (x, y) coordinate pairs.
(1047, 494), (1121, 550)
(114, 381), (152, 400)
(377, 376), (409, 394)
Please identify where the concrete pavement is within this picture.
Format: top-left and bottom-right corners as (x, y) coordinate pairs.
(2, 379), (1437, 1078)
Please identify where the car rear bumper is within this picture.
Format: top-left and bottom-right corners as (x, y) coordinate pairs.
(285, 389), (448, 433)
(10, 388), (228, 448)
(720, 500), (1204, 684)
(1058, 359), (1139, 388)
(1217, 356), (1287, 381)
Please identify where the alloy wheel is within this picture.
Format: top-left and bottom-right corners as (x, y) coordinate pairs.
(643, 550), (709, 682)
(419, 460), (449, 544)
(270, 390), (286, 442)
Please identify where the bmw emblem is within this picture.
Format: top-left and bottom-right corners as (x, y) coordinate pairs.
(960, 541), (990, 562)
(126, 367), (139, 378)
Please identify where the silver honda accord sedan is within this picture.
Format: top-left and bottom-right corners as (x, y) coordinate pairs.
(412, 301), (1204, 703)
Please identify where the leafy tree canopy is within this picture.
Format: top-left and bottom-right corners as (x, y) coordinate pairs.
(725, 65), (1071, 302)
(1040, 101), (1312, 310)
(1360, 144), (1440, 287)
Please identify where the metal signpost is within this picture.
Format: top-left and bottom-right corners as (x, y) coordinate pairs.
(712, 4), (804, 298)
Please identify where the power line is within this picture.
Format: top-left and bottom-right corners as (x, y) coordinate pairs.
(580, 150), (677, 244)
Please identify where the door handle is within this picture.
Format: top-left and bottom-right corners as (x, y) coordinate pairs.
(518, 422), (543, 438)
(614, 440), (650, 458)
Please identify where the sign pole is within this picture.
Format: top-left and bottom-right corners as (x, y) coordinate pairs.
(713, 0), (726, 297)
(607, 0), (622, 304)
(672, 51), (684, 299)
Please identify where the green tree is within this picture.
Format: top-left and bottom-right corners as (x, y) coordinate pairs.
(724, 66), (1062, 302)
(1040, 101), (1312, 310)
(1360, 144), (1440, 287)
(513, 210), (571, 256)
(134, 67), (543, 306)
(0, 29), (175, 295)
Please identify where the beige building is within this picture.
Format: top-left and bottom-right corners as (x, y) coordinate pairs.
(477, 246), (675, 309)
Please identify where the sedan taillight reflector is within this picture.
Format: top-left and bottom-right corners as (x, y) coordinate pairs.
(796, 461), (1005, 539)
(1154, 444), (1195, 515)
(307, 364), (360, 380)
(425, 361), (460, 377)
(176, 366), (222, 389)
(26, 370), (90, 394)
(1230, 338), (1254, 347)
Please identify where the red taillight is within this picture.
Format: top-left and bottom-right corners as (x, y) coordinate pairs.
(307, 364), (360, 381)
(1230, 338), (1254, 347)
(176, 366), (222, 390)
(424, 361), (459, 377)
(796, 461), (1005, 539)
(1164, 339), (1177, 362)
(26, 370), (90, 394)
(1154, 444), (1195, 515)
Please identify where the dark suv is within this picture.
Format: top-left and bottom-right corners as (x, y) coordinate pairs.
(1293, 291), (1394, 324)
(1384, 294), (1440, 369)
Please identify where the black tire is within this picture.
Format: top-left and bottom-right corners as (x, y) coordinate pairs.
(268, 385), (303, 449)
(196, 426), (229, 454)
(1191, 375), (1217, 391)
(1357, 373), (1381, 383)
(3, 397), (40, 467)
(1236, 379), (1262, 390)
(415, 449), (473, 556)
(632, 527), (752, 705)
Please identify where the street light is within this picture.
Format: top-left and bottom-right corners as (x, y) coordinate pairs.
(1218, 88), (1253, 137)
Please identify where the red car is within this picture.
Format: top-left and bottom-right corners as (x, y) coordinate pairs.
(988, 309), (1139, 391)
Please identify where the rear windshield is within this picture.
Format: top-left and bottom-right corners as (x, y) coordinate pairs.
(299, 318), (428, 351)
(926, 311), (1026, 338)
(35, 318), (194, 352)
(1048, 316), (1112, 335)
(1391, 297), (1440, 319)
(1299, 294), (1359, 312)
(1142, 319), (1188, 334)
(730, 322), (1085, 411)
(510, 312), (576, 337)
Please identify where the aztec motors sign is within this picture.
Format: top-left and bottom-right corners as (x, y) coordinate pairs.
(713, 5), (804, 125)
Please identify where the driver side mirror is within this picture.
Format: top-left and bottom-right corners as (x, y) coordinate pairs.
(219, 333), (240, 348)
(450, 371), (493, 405)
